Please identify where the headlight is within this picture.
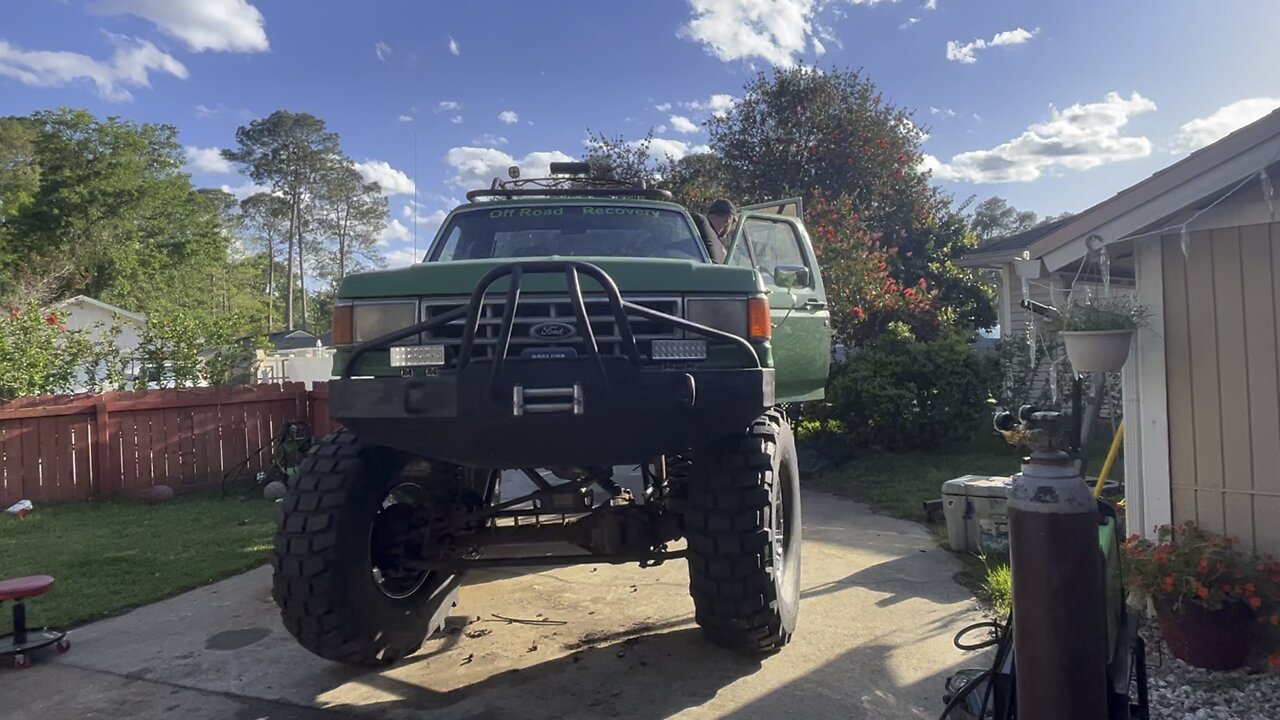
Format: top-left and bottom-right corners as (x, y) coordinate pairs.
(351, 301), (417, 343)
(686, 298), (748, 338)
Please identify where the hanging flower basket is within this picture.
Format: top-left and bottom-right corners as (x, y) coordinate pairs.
(1061, 329), (1134, 373)
(1053, 295), (1150, 374)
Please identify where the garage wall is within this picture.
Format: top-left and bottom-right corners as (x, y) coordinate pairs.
(1161, 223), (1280, 553)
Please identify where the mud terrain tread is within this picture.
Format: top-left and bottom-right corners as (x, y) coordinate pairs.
(684, 409), (795, 652)
(273, 429), (426, 665)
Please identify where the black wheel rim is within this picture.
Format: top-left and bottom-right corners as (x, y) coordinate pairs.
(370, 482), (433, 599)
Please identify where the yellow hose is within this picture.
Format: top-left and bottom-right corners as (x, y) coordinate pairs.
(1093, 422), (1125, 498)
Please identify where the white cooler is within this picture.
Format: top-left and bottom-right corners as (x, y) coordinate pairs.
(942, 475), (1013, 555)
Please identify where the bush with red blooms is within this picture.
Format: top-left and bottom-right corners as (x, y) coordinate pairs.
(1123, 522), (1280, 621)
(0, 302), (84, 400)
(806, 193), (940, 346)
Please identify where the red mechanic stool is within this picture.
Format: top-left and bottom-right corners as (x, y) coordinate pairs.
(0, 575), (69, 669)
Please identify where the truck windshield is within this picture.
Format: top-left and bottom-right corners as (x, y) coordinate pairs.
(429, 205), (706, 262)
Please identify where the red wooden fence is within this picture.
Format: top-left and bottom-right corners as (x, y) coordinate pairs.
(0, 382), (340, 506)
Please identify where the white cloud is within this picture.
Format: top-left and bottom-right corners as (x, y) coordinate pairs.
(219, 180), (271, 200)
(91, 0), (269, 53)
(498, 110), (519, 125)
(1172, 97), (1280, 153)
(184, 146), (233, 174)
(669, 115), (700, 134)
(446, 147), (575, 188)
(375, 41), (392, 62)
(679, 0), (817, 67)
(655, 102), (672, 112)
(924, 0), (937, 9)
(383, 246), (421, 268)
(640, 138), (711, 163)
(684, 93), (736, 117)
(946, 27), (1037, 64)
(654, 124), (668, 134)
(397, 114), (413, 123)
(437, 100), (461, 112)
(472, 133), (509, 146)
(925, 91), (1156, 184)
(194, 102), (251, 120)
(451, 115), (464, 125)
(353, 160), (416, 196)
(379, 219), (413, 245)
(448, 36), (460, 56)
(929, 106), (956, 118)
(900, 17), (920, 29)
(678, 0), (891, 66)
(0, 35), (187, 102)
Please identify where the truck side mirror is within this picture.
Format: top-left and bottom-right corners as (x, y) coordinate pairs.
(773, 265), (810, 289)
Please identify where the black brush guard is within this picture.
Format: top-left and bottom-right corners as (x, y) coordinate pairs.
(332, 260), (774, 468)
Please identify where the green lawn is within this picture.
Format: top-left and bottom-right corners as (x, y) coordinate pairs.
(803, 430), (1125, 613)
(0, 494), (278, 628)
(805, 433), (1023, 523)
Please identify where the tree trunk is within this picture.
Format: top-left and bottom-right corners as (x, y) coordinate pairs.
(298, 213), (309, 331)
(285, 194), (297, 330)
(266, 233), (275, 329)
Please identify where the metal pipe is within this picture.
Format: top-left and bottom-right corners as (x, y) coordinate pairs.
(420, 550), (686, 570)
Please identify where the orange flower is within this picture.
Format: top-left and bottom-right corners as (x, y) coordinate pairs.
(1246, 583), (1257, 594)
(1196, 584), (1211, 601)
(1197, 558), (1210, 575)
(1162, 575), (1176, 593)
(1250, 596), (1263, 610)
(1271, 614), (1279, 626)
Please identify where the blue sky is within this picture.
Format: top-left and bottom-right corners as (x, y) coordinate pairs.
(4, 0), (1279, 267)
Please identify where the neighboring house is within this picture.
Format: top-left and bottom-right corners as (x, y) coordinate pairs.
(1003, 106), (1280, 554)
(51, 295), (147, 390)
(253, 329), (335, 388)
(52, 295), (146, 353)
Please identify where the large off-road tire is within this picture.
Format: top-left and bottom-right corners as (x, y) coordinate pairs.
(272, 428), (463, 665)
(684, 409), (802, 652)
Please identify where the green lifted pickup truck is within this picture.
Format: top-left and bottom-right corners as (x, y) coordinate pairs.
(273, 163), (832, 665)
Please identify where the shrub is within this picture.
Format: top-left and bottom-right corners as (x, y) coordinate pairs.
(822, 331), (1001, 450)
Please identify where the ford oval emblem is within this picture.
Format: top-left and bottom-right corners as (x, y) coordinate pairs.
(529, 321), (576, 339)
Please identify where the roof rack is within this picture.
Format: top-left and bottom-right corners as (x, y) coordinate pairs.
(465, 162), (674, 202)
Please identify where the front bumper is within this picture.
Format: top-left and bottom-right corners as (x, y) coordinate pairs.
(332, 358), (773, 467)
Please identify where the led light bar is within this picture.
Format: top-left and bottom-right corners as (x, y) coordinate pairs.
(390, 345), (446, 367)
(651, 339), (708, 361)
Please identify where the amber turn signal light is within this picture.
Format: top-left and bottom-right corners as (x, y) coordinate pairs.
(331, 305), (353, 346)
(748, 297), (771, 340)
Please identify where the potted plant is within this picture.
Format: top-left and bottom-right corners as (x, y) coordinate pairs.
(1053, 294), (1150, 373)
(1122, 523), (1280, 670)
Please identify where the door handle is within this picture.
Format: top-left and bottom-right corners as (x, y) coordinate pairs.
(802, 299), (827, 310)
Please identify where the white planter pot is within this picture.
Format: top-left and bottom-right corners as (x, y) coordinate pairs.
(1061, 329), (1135, 373)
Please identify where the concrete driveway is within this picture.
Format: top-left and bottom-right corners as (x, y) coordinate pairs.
(2, 490), (987, 719)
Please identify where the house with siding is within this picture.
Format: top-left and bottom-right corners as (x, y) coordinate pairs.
(1003, 106), (1280, 553)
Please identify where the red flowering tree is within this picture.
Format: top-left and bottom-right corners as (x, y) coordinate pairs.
(0, 303), (89, 400)
(806, 193), (938, 345)
(709, 65), (994, 342)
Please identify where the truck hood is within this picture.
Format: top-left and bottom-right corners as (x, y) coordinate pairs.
(339, 257), (763, 298)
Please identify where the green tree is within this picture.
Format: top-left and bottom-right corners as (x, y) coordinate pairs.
(222, 111), (343, 331)
(970, 196), (1040, 242)
(312, 161), (387, 280)
(5, 109), (228, 317)
(582, 131), (728, 210)
(239, 192), (291, 329)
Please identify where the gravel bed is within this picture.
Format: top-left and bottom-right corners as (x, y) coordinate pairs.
(1144, 628), (1280, 720)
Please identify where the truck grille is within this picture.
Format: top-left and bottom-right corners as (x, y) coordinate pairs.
(419, 295), (681, 365)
